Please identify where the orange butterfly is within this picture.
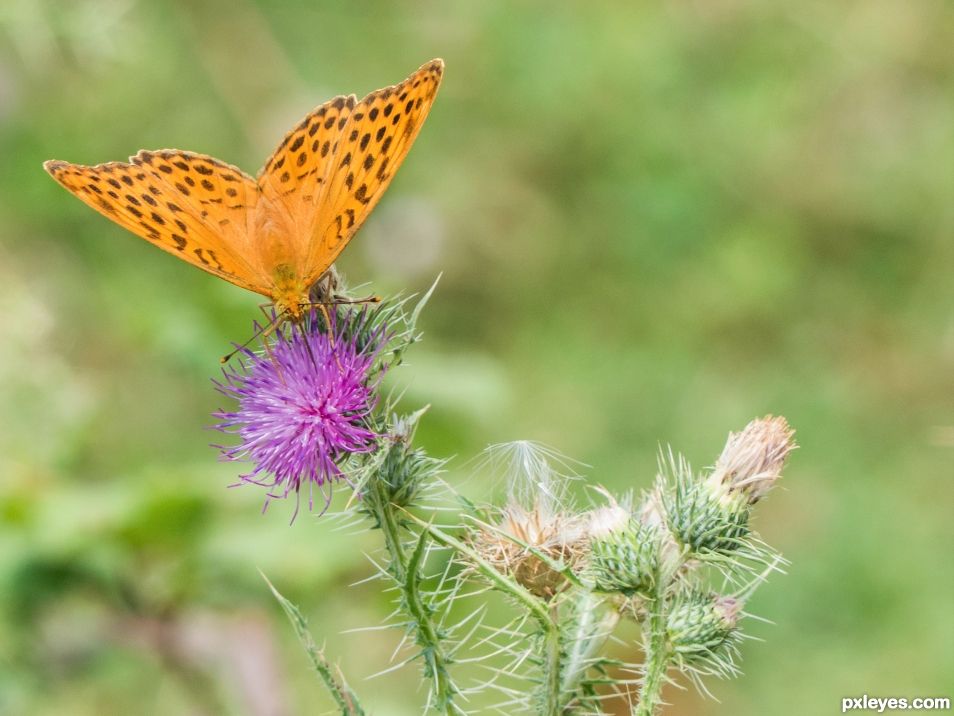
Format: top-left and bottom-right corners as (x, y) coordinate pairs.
(45, 58), (444, 325)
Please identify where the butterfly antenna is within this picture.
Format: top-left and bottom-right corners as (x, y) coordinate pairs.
(220, 310), (282, 363)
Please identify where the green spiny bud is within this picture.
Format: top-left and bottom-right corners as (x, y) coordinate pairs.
(663, 473), (751, 554)
(379, 438), (442, 509)
(660, 416), (796, 557)
(667, 589), (741, 666)
(587, 502), (659, 597)
(361, 411), (443, 521)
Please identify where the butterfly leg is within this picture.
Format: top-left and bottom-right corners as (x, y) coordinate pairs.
(261, 319), (289, 384)
(331, 293), (381, 305)
(317, 303), (345, 370)
(299, 301), (337, 340)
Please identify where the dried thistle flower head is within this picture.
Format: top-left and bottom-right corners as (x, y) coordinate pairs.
(470, 441), (587, 599)
(707, 415), (797, 505)
(472, 503), (585, 599)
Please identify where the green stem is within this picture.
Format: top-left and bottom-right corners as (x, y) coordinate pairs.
(372, 481), (457, 714)
(302, 647), (365, 716)
(406, 528), (457, 712)
(375, 480), (408, 576)
(402, 512), (554, 630)
(557, 591), (621, 713)
(543, 603), (562, 716)
(634, 585), (671, 716)
(402, 512), (562, 715)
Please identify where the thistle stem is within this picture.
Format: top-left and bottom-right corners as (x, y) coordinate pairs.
(402, 513), (561, 715)
(543, 603), (563, 716)
(557, 592), (621, 713)
(634, 583), (671, 716)
(375, 480), (408, 574)
(404, 513), (554, 629)
(371, 480), (457, 714)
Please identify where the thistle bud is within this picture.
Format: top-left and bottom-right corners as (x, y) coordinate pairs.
(586, 498), (658, 597)
(664, 417), (796, 555)
(667, 590), (741, 666)
(375, 412), (443, 509)
(663, 473), (750, 554)
(707, 415), (796, 505)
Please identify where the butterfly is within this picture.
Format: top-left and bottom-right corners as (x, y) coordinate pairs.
(44, 58), (444, 327)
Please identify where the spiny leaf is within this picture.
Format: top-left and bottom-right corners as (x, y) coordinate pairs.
(261, 571), (365, 716)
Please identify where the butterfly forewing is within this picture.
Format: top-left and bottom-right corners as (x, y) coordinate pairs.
(256, 94), (356, 259)
(304, 59), (444, 284)
(45, 152), (269, 294)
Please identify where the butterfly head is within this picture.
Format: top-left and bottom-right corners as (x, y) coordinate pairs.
(274, 291), (310, 323)
(271, 264), (310, 322)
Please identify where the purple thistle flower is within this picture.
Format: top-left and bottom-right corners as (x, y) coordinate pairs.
(213, 312), (388, 515)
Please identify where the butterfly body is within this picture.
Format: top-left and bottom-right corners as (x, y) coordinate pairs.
(44, 59), (444, 322)
(270, 263), (311, 321)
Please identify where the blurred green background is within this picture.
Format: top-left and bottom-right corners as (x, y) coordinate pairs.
(1, 1), (951, 714)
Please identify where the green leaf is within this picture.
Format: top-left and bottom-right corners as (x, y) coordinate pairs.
(261, 571), (365, 716)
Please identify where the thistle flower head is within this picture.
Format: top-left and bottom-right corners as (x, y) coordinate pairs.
(663, 417), (796, 557)
(707, 415), (797, 505)
(213, 311), (388, 513)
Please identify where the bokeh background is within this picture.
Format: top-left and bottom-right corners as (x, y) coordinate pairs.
(1, 1), (951, 714)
